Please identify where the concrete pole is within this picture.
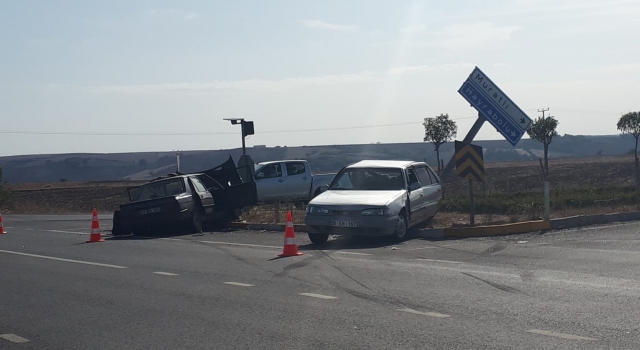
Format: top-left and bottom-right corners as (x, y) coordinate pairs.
(544, 181), (550, 221)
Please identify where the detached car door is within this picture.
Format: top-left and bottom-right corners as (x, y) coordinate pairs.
(284, 161), (312, 200)
(255, 163), (285, 202)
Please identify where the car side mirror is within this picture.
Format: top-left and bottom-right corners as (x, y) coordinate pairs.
(319, 184), (329, 193)
(255, 173), (264, 180)
(409, 182), (421, 191)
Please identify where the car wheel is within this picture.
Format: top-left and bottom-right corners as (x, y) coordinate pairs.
(392, 212), (408, 241)
(188, 208), (204, 233)
(308, 232), (329, 245)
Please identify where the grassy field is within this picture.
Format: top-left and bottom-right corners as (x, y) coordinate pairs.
(1, 155), (638, 227)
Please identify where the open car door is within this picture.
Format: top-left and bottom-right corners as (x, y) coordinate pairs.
(198, 156), (258, 212)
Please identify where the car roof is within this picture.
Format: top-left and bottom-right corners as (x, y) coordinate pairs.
(346, 160), (426, 169)
(257, 160), (306, 165)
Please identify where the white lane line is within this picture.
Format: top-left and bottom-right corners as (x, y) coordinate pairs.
(405, 246), (439, 251)
(224, 282), (254, 287)
(196, 240), (281, 249)
(299, 293), (337, 300)
(0, 334), (30, 343)
(0, 249), (127, 269)
(331, 251), (371, 256)
(526, 329), (597, 341)
(397, 308), (451, 318)
(417, 258), (462, 264)
(153, 271), (178, 276)
(26, 228), (34, 231)
(156, 237), (282, 250)
(45, 229), (89, 235)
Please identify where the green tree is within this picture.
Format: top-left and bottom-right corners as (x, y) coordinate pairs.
(527, 115), (559, 179)
(423, 113), (457, 171)
(617, 111), (640, 189)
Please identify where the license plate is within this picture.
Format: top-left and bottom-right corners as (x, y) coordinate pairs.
(140, 207), (161, 215)
(329, 220), (357, 227)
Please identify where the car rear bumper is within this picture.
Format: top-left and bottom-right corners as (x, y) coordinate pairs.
(305, 214), (398, 236)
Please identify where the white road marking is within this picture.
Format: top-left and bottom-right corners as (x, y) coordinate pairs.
(155, 237), (282, 250)
(417, 258), (462, 264)
(224, 282), (254, 287)
(197, 240), (281, 249)
(0, 334), (30, 343)
(405, 246), (439, 251)
(0, 249), (127, 269)
(46, 229), (89, 235)
(396, 308), (451, 318)
(526, 329), (597, 341)
(153, 271), (178, 276)
(26, 228), (34, 231)
(299, 293), (337, 300)
(330, 251), (371, 256)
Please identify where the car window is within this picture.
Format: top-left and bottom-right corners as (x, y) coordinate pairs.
(132, 178), (185, 201)
(190, 177), (207, 193)
(256, 164), (282, 179)
(426, 167), (440, 184)
(286, 162), (306, 176)
(407, 168), (419, 185)
(415, 167), (433, 186)
(330, 168), (404, 191)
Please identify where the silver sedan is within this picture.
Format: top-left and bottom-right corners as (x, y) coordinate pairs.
(304, 160), (442, 244)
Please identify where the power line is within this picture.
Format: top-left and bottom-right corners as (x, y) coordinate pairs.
(0, 116), (479, 136)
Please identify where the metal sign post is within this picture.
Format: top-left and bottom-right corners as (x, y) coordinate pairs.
(439, 116), (485, 184)
(469, 179), (475, 226)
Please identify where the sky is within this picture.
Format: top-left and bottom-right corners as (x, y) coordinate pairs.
(1, 0), (640, 156)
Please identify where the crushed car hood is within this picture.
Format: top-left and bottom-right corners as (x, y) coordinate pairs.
(310, 190), (406, 207)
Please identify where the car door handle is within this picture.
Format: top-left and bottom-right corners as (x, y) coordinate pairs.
(303, 177), (308, 180)
(278, 179), (284, 182)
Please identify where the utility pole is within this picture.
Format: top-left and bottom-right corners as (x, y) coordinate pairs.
(537, 107), (550, 221)
(537, 107), (549, 119)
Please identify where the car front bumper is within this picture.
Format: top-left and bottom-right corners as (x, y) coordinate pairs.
(305, 214), (399, 236)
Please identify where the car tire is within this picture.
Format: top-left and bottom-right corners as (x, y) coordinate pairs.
(392, 212), (408, 241)
(308, 232), (329, 245)
(188, 208), (204, 233)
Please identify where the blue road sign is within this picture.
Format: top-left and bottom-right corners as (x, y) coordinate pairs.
(458, 80), (524, 146)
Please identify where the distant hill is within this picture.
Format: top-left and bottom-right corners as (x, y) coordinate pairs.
(0, 134), (636, 183)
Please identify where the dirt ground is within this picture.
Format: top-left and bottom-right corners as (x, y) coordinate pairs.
(1, 155), (637, 225)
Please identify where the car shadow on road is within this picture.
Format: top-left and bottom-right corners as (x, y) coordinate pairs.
(106, 223), (236, 241)
(297, 235), (402, 252)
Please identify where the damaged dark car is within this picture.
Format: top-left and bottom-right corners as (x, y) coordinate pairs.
(112, 157), (257, 235)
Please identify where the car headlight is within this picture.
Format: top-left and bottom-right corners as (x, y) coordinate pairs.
(308, 206), (329, 215)
(361, 208), (391, 216)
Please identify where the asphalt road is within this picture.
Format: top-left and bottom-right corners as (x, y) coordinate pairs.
(2, 214), (640, 349)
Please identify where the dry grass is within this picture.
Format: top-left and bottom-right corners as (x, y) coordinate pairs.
(239, 202), (306, 225)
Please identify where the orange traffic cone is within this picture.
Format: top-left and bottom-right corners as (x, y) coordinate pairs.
(86, 208), (105, 243)
(0, 212), (6, 234)
(279, 211), (303, 257)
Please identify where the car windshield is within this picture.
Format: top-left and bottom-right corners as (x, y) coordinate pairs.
(132, 178), (185, 202)
(329, 168), (405, 191)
